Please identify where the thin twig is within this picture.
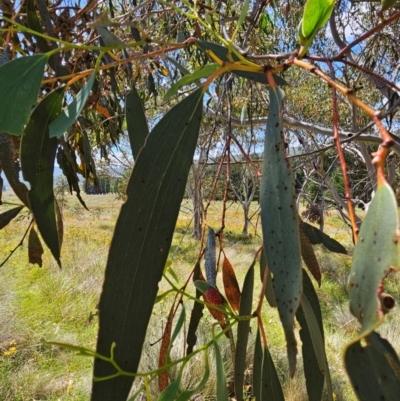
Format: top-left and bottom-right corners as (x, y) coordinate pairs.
(0, 218), (34, 268)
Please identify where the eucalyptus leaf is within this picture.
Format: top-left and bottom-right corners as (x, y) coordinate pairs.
(92, 88), (204, 400)
(0, 55), (48, 135)
(49, 72), (96, 138)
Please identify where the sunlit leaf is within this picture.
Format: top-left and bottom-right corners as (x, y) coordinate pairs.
(260, 84), (302, 376)
(196, 41), (287, 86)
(298, 0), (335, 57)
(348, 181), (400, 337)
(92, 88), (204, 400)
(49, 72), (96, 138)
(0, 55), (48, 135)
(222, 256), (241, 311)
(21, 87), (65, 266)
(164, 63), (219, 101)
(260, 248), (277, 307)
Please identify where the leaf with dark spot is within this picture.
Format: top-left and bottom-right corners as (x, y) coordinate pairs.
(222, 256), (241, 312)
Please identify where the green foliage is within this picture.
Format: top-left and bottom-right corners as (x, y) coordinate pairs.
(0, 55), (48, 135)
(1, 0), (400, 400)
(92, 89), (204, 400)
(260, 84), (302, 376)
(21, 87), (65, 266)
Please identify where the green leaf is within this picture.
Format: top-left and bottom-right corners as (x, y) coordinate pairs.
(234, 261), (254, 401)
(21, 87), (65, 266)
(252, 329), (263, 400)
(195, 41), (287, 86)
(300, 220), (347, 254)
(126, 83), (149, 159)
(164, 63), (219, 101)
(380, 0), (397, 12)
(214, 341), (229, 401)
(345, 332), (400, 401)
(170, 305), (186, 347)
(49, 72), (96, 138)
(0, 205), (24, 230)
(175, 350), (210, 401)
(0, 55), (48, 136)
(296, 270), (332, 401)
(348, 181), (400, 337)
(237, 0), (250, 30)
(298, 0), (335, 57)
(260, 85), (302, 376)
(262, 344), (284, 400)
(260, 248), (277, 307)
(97, 27), (126, 47)
(157, 367), (183, 401)
(92, 88), (204, 400)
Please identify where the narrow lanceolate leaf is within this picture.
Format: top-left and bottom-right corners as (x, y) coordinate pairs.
(205, 227), (217, 287)
(21, 87), (65, 266)
(300, 219), (347, 254)
(260, 249), (276, 307)
(296, 270), (331, 401)
(164, 63), (219, 101)
(49, 72), (96, 138)
(176, 351), (210, 401)
(0, 55), (48, 135)
(158, 305), (174, 392)
(0, 206), (24, 230)
(300, 227), (321, 286)
(222, 256), (241, 312)
(187, 262), (205, 355)
(235, 262), (254, 401)
(345, 332), (400, 401)
(28, 227), (44, 267)
(92, 88), (203, 401)
(262, 344), (284, 401)
(214, 341), (229, 401)
(348, 181), (400, 337)
(252, 329), (263, 401)
(260, 84), (302, 376)
(125, 83), (149, 159)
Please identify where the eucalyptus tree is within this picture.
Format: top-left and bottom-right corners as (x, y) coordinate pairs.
(1, 0), (400, 400)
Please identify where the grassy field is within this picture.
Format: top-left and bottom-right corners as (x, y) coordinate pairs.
(0, 190), (399, 400)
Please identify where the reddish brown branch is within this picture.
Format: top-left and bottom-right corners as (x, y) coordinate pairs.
(329, 63), (359, 243)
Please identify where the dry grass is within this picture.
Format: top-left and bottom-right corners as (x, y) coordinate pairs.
(0, 191), (399, 400)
